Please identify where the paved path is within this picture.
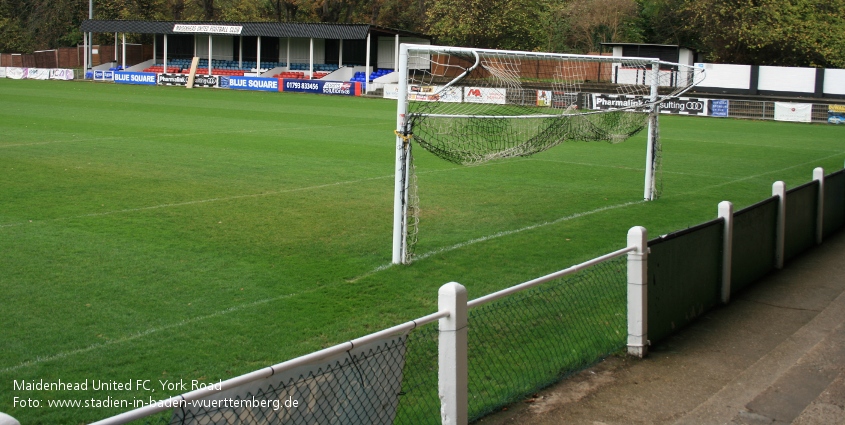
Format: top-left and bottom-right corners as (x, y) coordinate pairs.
(478, 229), (845, 425)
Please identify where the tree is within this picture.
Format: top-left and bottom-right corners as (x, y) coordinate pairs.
(22, 0), (89, 48)
(196, 0), (216, 19)
(632, 0), (699, 47)
(167, 0), (187, 19)
(264, 0), (301, 22)
(0, 0), (35, 52)
(555, 0), (639, 53)
(425, 0), (545, 50)
(364, 0), (427, 30)
(684, 0), (845, 67)
(216, 0), (263, 20)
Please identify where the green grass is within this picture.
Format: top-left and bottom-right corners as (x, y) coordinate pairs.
(1, 79), (843, 424)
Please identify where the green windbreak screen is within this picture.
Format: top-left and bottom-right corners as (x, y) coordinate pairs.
(647, 218), (723, 344)
(731, 197), (778, 293)
(785, 181), (819, 262)
(824, 170), (845, 237)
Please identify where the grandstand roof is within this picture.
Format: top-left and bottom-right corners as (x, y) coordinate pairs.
(80, 20), (429, 40)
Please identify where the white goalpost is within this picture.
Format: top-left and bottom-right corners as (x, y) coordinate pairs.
(392, 44), (704, 264)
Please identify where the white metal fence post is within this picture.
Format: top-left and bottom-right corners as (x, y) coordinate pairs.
(627, 226), (648, 358)
(773, 181), (786, 269)
(438, 282), (468, 425)
(814, 167), (824, 245)
(718, 201), (734, 304)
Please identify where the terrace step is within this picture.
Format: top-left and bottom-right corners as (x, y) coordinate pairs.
(674, 247), (845, 425)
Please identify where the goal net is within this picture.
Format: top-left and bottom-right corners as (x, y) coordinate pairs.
(392, 45), (704, 264)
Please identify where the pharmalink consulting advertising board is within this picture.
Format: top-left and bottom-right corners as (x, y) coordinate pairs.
(591, 94), (711, 115)
(150, 73), (219, 87)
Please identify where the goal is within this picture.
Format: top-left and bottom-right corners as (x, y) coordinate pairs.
(392, 44), (704, 264)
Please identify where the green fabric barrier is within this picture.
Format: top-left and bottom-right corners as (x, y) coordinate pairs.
(647, 218), (723, 344)
(785, 181), (819, 262)
(731, 197), (778, 294)
(823, 170), (845, 237)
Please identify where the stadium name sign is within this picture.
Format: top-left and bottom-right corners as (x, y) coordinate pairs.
(173, 24), (243, 35)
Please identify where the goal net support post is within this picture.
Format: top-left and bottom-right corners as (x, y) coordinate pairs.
(391, 44), (703, 264)
(392, 46), (411, 264)
(644, 61), (661, 202)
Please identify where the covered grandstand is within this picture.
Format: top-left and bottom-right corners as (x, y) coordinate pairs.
(79, 20), (431, 92)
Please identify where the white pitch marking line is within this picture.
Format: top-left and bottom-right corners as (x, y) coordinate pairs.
(672, 137), (845, 153)
(0, 175), (392, 228)
(4, 153), (841, 368)
(359, 150), (845, 277)
(3, 197), (641, 370)
(0, 290), (307, 374)
(0, 160), (520, 229)
(353, 199), (646, 281)
(662, 151), (845, 197)
(529, 158), (732, 179)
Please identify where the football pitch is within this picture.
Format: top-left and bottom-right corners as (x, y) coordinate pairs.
(1, 79), (843, 423)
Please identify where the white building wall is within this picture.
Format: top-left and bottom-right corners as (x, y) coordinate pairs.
(378, 37), (430, 70)
(678, 48), (694, 66)
(823, 69), (845, 96)
(758, 66), (816, 93)
(694, 63), (752, 89)
(194, 36), (234, 61)
(285, 38), (326, 65)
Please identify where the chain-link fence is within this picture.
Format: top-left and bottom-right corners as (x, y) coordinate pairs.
(98, 252), (629, 425)
(394, 322), (440, 424)
(465, 256), (627, 421)
(577, 94), (839, 124)
(102, 335), (412, 425)
(171, 336), (408, 425)
(724, 99), (832, 123)
(394, 256), (628, 424)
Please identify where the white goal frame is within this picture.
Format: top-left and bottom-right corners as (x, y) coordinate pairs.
(392, 44), (702, 264)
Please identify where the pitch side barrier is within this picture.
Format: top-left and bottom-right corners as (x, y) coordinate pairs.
(646, 165), (845, 345)
(109, 71), (363, 96)
(0, 67), (75, 80)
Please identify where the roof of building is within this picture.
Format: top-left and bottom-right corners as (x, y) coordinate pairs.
(80, 20), (430, 40)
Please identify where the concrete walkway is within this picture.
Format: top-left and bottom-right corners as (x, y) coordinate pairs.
(478, 229), (845, 425)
